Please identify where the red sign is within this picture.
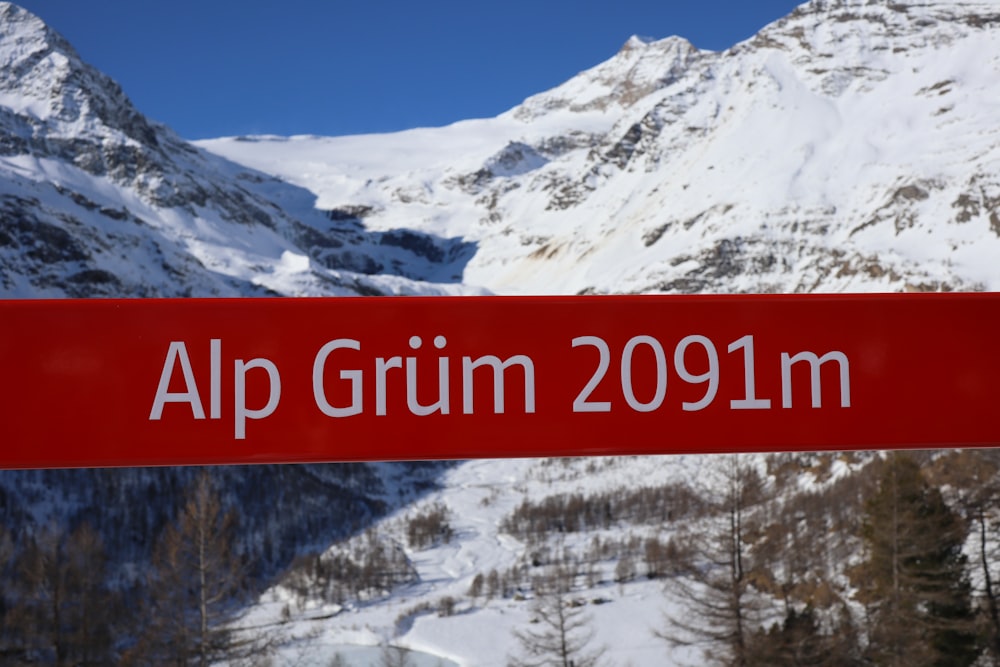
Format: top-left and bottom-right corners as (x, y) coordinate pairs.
(0, 294), (998, 469)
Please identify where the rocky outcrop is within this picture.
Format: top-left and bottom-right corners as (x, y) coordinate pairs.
(0, 2), (480, 298)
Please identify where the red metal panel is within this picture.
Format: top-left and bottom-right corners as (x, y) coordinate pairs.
(0, 294), (997, 468)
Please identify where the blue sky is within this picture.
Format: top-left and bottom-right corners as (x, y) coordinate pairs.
(19, 1), (804, 140)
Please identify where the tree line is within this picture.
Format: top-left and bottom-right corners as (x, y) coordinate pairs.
(4, 451), (1000, 666)
(0, 471), (266, 666)
(281, 450), (1000, 667)
(658, 451), (988, 667)
(494, 450), (1000, 666)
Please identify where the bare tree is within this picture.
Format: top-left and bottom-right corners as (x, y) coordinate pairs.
(508, 565), (605, 667)
(129, 470), (265, 666)
(657, 455), (771, 667)
(6, 522), (114, 665)
(379, 643), (416, 667)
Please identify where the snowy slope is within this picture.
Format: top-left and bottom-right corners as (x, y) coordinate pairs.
(0, 2), (482, 298)
(201, 0), (1000, 296)
(245, 456), (714, 667)
(242, 452), (866, 666)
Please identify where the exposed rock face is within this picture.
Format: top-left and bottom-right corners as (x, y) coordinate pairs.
(0, 2), (479, 298)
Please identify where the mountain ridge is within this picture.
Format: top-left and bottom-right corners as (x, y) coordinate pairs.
(200, 0), (1000, 296)
(6, 0), (1000, 299)
(0, 1), (482, 298)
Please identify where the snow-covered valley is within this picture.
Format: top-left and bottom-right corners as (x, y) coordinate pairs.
(251, 456), (710, 666)
(245, 457), (707, 667)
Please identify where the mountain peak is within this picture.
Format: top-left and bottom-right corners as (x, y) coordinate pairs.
(0, 2), (82, 106)
(619, 35), (657, 51)
(513, 34), (699, 119)
(205, 0), (1000, 296)
(0, 2), (74, 57)
(4, 0), (1000, 299)
(0, 2), (156, 147)
(781, 0), (1000, 30)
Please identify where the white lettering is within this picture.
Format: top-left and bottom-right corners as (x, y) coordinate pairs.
(375, 355), (402, 416)
(149, 341), (205, 420)
(406, 336), (449, 416)
(781, 351), (851, 408)
(313, 339), (363, 417)
(234, 358), (281, 439)
(572, 336), (612, 413)
(728, 335), (772, 410)
(620, 336), (667, 412)
(462, 354), (536, 414)
(674, 335), (719, 411)
(210, 338), (221, 420)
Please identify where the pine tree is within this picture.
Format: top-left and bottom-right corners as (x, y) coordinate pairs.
(0, 524), (13, 657)
(929, 449), (1000, 665)
(746, 606), (859, 667)
(852, 453), (978, 667)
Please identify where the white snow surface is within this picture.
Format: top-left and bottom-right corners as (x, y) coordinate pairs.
(6, 0), (1000, 298)
(245, 456), (714, 667)
(197, 2), (1000, 662)
(199, 0), (1000, 296)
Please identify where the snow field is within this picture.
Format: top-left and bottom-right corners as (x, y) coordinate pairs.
(245, 456), (719, 666)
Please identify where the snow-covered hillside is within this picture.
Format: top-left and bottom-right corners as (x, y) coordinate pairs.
(243, 451), (881, 667)
(248, 456), (715, 666)
(0, 2), (481, 298)
(5, 0), (1000, 299)
(201, 0), (1000, 296)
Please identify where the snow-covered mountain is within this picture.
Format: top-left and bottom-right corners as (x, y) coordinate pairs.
(4, 0), (1000, 299)
(0, 2), (480, 298)
(201, 0), (1000, 296)
(3, 1), (1000, 666)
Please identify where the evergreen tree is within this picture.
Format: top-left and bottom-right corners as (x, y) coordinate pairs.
(852, 453), (978, 667)
(0, 524), (16, 659)
(929, 449), (1000, 666)
(746, 606), (859, 667)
